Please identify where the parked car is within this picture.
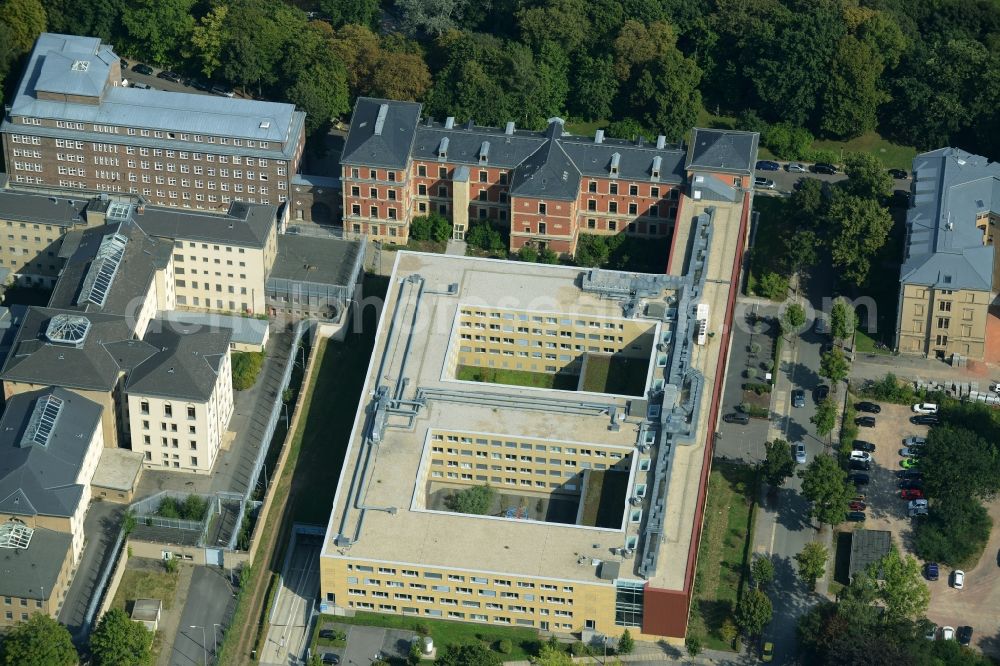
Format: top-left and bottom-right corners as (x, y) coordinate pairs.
(813, 162), (838, 174)
(888, 168), (909, 179)
(852, 494), (866, 503)
(119, 58), (129, 70)
(157, 70), (182, 82)
(211, 83), (236, 97)
(901, 446), (923, 457)
(853, 440), (875, 452)
(849, 459), (871, 471)
(848, 473), (870, 486)
(131, 82), (153, 90)
(318, 629), (336, 640)
(912, 403), (939, 414)
(900, 489), (924, 500)
(814, 316), (829, 334)
(952, 569), (965, 589)
(899, 479), (923, 490)
(786, 163), (807, 173)
(723, 413), (750, 425)
(849, 500), (867, 511)
(941, 626), (955, 641)
(189, 78), (211, 91)
(132, 63), (154, 75)
(850, 450), (872, 463)
(908, 498), (929, 514)
(856, 416), (876, 428)
(855, 401), (881, 413)
(846, 511), (866, 522)
(910, 415), (939, 425)
(792, 389), (805, 408)
(900, 458), (919, 470)
(924, 562), (939, 580)
(897, 470), (923, 480)
(754, 176), (776, 189)
(322, 653), (340, 665)
(902, 436), (926, 447)
(794, 442), (807, 464)
(814, 384), (830, 402)
(756, 160), (780, 171)
(761, 642), (774, 662)
(957, 626), (973, 646)
(925, 624), (937, 640)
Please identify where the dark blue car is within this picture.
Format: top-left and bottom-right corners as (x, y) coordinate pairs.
(924, 562), (939, 580)
(756, 160), (780, 171)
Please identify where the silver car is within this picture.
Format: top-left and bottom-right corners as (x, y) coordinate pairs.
(787, 162), (807, 173)
(794, 442), (807, 464)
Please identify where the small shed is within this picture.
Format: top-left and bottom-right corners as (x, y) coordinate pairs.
(130, 599), (162, 631)
(848, 529), (892, 580)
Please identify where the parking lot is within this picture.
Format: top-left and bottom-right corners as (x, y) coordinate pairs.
(845, 400), (1000, 656)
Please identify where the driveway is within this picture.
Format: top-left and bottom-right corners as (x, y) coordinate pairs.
(59, 501), (125, 642)
(169, 566), (236, 665)
(316, 623), (417, 666)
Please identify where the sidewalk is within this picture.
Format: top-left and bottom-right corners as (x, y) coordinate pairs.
(502, 642), (749, 665)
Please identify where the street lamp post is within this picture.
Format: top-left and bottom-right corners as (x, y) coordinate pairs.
(190, 625), (207, 666)
(213, 623), (222, 656)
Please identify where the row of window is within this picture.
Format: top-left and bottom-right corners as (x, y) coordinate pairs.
(344, 601), (566, 628)
(37, 118), (275, 148)
(345, 565), (574, 592)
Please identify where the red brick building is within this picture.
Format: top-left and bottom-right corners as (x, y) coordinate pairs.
(341, 97), (758, 257)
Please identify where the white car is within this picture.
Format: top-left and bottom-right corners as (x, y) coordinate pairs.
(787, 163), (807, 173)
(794, 442), (807, 464)
(849, 450), (872, 463)
(908, 499), (929, 511)
(941, 626), (955, 641)
(952, 569), (965, 589)
(902, 436), (926, 447)
(912, 403), (938, 414)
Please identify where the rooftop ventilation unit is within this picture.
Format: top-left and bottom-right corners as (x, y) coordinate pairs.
(594, 129), (604, 144)
(45, 313), (92, 347)
(259, 121), (271, 130)
(656, 135), (666, 149)
(504, 121), (515, 135)
(444, 117), (455, 129)
(373, 104), (388, 136)
(78, 232), (128, 307)
(23, 394), (63, 448)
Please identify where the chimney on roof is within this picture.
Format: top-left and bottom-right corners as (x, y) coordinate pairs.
(444, 117), (455, 129)
(594, 130), (604, 144)
(656, 135), (666, 149)
(505, 121), (515, 135)
(373, 103), (388, 136)
(464, 119), (474, 130)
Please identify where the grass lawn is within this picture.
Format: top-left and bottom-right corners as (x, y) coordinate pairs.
(581, 355), (649, 396)
(565, 118), (609, 136)
(455, 365), (578, 391)
(811, 132), (917, 171)
(745, 195), (793, 297)
(318, 612), (544, 661)
(110, 565), (179, 612)
(688, 461), (759, 651)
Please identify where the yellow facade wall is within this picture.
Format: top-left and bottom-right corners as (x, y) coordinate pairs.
(897, 284), (988, 359)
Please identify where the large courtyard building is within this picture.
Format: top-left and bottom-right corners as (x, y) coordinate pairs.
(0, 34), (349, 221)
(896, 148), (1000, 360)
(340, 98), (757, 257)
(319, 136), (755, 640)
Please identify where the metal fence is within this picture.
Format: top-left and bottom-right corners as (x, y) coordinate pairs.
(226, 319), (311, 551)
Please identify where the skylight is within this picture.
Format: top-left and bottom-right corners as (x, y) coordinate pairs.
(46, 313), (92, 346)
(71, 60), (90, 72)
(106, 202), (131, 221)
(22, 394), (63, 447)
(78, 233), (128, 307)
(0, 521), (33, 549)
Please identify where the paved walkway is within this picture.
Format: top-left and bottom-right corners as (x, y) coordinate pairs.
(502, 641), (754, 664)
(445, 238), (467, 256)
(155, 563), (194, 666)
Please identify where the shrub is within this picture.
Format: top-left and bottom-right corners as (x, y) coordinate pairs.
(232, 351), (266, 390)
(570, 640), (588, 657)
(606, 117), (653, 143)
(617, 629), (634, 655)
(410, 213), (452, 243)
(466, 222), (507, 256)
(407, 640), (422, 665)
(538, 247), (559, 264)
(517, 246), (538, 262)
(762, 123), (814, 160)
(497, 638), (513, 654)
(743, 382), (771, 395)
(753, 272), (789, 301)
(445, 484), (495, 515)
(415, 621), (430, 636)
(164, 557), (178, 574)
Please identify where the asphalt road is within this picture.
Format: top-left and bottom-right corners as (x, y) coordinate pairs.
(170, 567), (235, 666)
(261, 538), (321, 665)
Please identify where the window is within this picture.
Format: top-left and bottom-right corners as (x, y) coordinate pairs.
(164, 404), (173, 417)
(418, 165), (427, 177)
(479, 170), (488, 183)
(539, 222), (547, 235)
(187, 406), (195, 419)
(588, 181), (597, 193)
(939, 301), (952, 311)
(609, 201), (618, 214)
(610, 182), (618, 195)
(538, 202), (547, 214)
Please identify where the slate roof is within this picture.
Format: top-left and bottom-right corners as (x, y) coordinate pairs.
(686, 128), (759, 175)
(125, 322), (231, 402)
(0, 525), (72, 600)
(9, 34), (303, 146)
(131, 200), (277, 248)
(848, 529), (892, 579)
(0, 307), (143, 391)
(157, 311), (269, 348)
(690, 172), (739, 203)
(341, 97), (421, 170)
(269, 234), (361, 286)
(901, 148), (1000, 291)
(508, 123), (582, 201)
(0, 386), (103, 519)
(0, 189), (89, 227)
(48, 220), (172, 316)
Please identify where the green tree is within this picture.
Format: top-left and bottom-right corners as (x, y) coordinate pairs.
(435, 642), (503, 666)
(762, 123), (814, 161)
(798, 454), (853, 528)
(685, 635), (702, 657)
(605, 118), (652, 143)
(754, 272), (788, 301)
(0, 0), (45, 55)
(795, 541), (828, 590)
(535, 642), (573, 665)
(734, 587), (772, 638)
(819, 347), (850, 384)
(395, 0), (472, 36)
(782, 229), (820, 276)
(842, 153), (894, 201)
(90, 607), (152, 666)
(538, 247), (559, 264)
(628, 50), (702, 142)
(319, 0), (380, 29)
(827, 193), (893, 287)
(872, 549), (929, 623)
(44, 0), (125, 42)
(516, 0), (591, 53)
(819, 36), (888, 138)
(288, 61), (350, 134)
(781, 303), (806, 334)
(720, 618), (738, 646)
(445, 484), (495, 514)
(219, 0), (306, 94)
(751, 556), (775, 589)
(919, 425), (1000, 501)
(120, 0), (195, 66)
(811, 398), (838, 436)
(762, 439), (795, 488)
(914, 494), (993, 568)
(829, 298), (857, 341)
(517, 246), (539, 262)
(569, 55), (617, 121)
(187, 5), (228, 77)
(0, 614), (77, 666)
(617, 629), (634, 654)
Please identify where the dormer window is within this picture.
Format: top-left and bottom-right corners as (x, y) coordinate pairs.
(479, 141), (490, 164)
(610, 152), (620, 176)
(438, 137), (449, 160)
(651, 156), (662, 180)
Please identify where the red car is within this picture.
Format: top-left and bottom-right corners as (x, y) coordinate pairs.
(849, 500), (867, 511)
(900, 489), (924, 500)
